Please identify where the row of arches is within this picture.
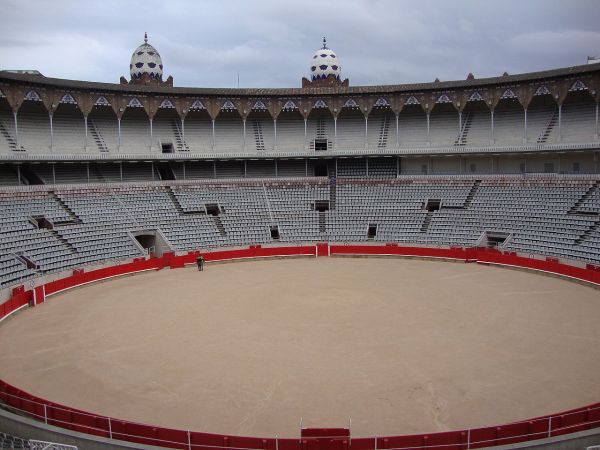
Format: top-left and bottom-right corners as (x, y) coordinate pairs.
(0, 89), (598, 153)
(1, 77), (597, 119)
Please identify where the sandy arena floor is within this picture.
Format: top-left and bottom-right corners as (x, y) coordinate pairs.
(0, 257), (599, 437)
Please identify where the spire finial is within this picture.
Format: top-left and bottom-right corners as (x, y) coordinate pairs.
(322, 36), (327, 49)
(144, 32), (148, 44)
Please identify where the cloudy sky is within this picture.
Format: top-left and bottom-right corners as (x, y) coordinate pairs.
(1, 0), (599, 88)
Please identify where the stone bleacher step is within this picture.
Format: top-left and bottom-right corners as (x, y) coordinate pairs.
(0, 118), (19, 151)
(49, 191), (82, 225)
(575, 219), (600, 245)
(536, 109), (558, 144)
(454, 111), (472, 146)
(463, 180), (481, 208)
(329, 177), (336, 210)
(213, 216), (227, 236)
(420, 211), (433, 233)
(568, 180), (600, 215)
(49, 229), (78, 254)
(318, 211), (326, 233)
(165, 186), (204, 215)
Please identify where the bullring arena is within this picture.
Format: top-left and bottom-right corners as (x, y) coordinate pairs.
(1, 26), (600, 450)
(2, 255), (600, 439)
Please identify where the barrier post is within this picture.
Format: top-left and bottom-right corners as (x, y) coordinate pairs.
(349, 417), (352, 445)
(374, 436), (377, 450)
(43, 404), (47, 424)
(548, 416), (552, 438)
(275, 435), (279, 450)
(299, 417), (303, 443)
(187, 430), (192, 450)
(108, 417), (112, 439)
(467, 429), (470, 449)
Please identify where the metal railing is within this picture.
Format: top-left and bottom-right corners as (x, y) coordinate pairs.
(0, 141), (599, 162)
(1, 389), (600, 450)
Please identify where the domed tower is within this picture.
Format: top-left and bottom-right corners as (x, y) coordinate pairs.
(302, 37), (349, 88)
(120, 33), (173, 87)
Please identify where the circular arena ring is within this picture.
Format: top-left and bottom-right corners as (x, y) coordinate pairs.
(1, 244), (600, 450)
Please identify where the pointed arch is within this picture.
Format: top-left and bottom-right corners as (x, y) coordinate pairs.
(190, 99), (206, 110)
(534, 85), (551, 96)
(60, 93), (77, 104)
(24, 90), (42, 102)
(569, 80), (588, 92)
(405, 96), (420, 105)
(468, 91), (484, 102)
(282, 100), (298, 111)
(95, 96), (110, 106)
(342, 98), (359, 109)
(159, 99), (175, 109)
(500, 89), (517, 99)
(374, 97), (390, 108)
(314, 99), (328, 109)
(436, 94), (452, 104)
(221, 100), (236, 111)
(252, 100), (267, 111)
(127, 97), (143, 108)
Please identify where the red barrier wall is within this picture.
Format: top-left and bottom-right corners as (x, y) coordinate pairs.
(0, 243), (599, 450)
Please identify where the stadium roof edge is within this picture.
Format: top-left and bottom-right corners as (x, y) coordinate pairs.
(1, 64), (599, 97)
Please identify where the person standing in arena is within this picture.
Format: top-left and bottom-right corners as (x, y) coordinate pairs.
(197, 255), (204, 271)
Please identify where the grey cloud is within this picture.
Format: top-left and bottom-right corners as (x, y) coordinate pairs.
(0, 0), (598, 88)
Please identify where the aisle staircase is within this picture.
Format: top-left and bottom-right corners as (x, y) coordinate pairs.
(454, 112), (472, 146)
(537, 109), (558, 144)
(87, 119), (108, 152)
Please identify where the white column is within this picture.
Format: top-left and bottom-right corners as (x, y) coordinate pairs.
(490, 109), (495, 143)
(364, 115), (368, 149)
(86, 162), (90, 183)
(523, 108), (528, 143)
(17, 164), (21, 185)
(183, 161), (186, 180)
(49, 113), (54, 151)
(117, 117), (121, 150)
(458, 111), (462, 134)
(275, 160), (278, 177)
(13, 111), (19, 148)
(395, 114), (399, 147)
(211, 119), (215, 150)
(592, 102), (598, 139)
(149, 117), (153, 150)
(244, 160), (247, 178)
(333, 116), (337, 150)
(396, 155), (400, 177)
(557, 104), (562, 142)
(242, 119), (246, 150)
(181, 117), (185, 144)
(365, 157), (369, 177)
(273, 118), (277, 150)
(84, 115), (88, 151)
(426, 112), (430, 144)
(213, 160), (216, 178)
(304, 118), (307, 141)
